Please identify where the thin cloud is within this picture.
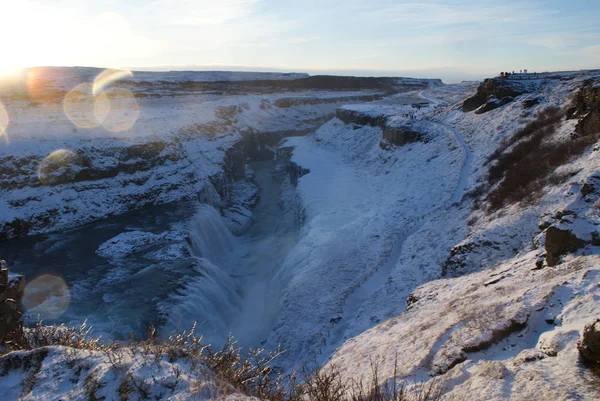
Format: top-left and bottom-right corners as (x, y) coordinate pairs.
(366, 1), (557, 29)
(147, 0), (263, 26)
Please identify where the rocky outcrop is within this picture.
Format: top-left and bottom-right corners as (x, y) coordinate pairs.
(463, 78), (529, 113)
(335, 108), (387, 127)
(566, 81), (600, 137)
(474, 96), (514, 114)
(544, 226), (586, 267)
(382, 120), (427, 146)
(336, 109), (430, 146)
(0, 261), (25, 348)
(578, 318), (600, 368)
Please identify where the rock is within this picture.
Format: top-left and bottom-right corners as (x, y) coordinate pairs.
(514, 349), (546, 365)
(567, 81), (600, 137)
(544, 227), (586, 267)
(475, 97), (514, 114)
(335, 108), (387, 127)
(537, 328), (579, 357)
(463, 79), (528, 113)
(523, 97), (541, 109)
(382, 118), (431, 146)
(578, 319), (600, 367)
(0, 261), (25, 347)
(0, 299), (22, 343)
(382, 125), (423, 146)
(5, 274), (25, 305)
(483, 276), (505, 286)
(581, 183), (595, 196)
(406, 293), (419, 309)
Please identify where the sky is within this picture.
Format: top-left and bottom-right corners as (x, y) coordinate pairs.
(1, 0), (599, 82)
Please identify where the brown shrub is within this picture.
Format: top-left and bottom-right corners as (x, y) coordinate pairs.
(486, 110), (598, 211)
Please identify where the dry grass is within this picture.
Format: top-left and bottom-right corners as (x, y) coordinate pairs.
(4, 321), (455, 401)
(301, 361), (447, 401)
(485, 105), (598, 210)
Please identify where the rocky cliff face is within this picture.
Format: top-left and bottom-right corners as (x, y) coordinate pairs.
(567, 80), (600, 137)
(0, 261), (25, 348)
(335, 107), (431, 146)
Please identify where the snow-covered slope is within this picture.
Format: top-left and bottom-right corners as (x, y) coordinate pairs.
(313, 72), (600, 399)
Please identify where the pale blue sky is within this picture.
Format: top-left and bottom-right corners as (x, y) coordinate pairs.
(2, 0), (599, 81)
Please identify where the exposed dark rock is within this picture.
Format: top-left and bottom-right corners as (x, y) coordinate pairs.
(286, 162), (310, 186)
(463, 79), (529, 113)
(523, 97), (541, 109)
(441, 239), (500, 277)
(581, 183), (596, 197)
(336, 108), (387, 127)
(544, 227), (586, 266)
(578, 318), (600, 368)
(276, 147), (310, 186)
(0, 261), (26, 348)
(475, 97), (515, 114)
(383, 124), (425, 146)
(566, 80), (600, 137)
(406, 293), (419, 309)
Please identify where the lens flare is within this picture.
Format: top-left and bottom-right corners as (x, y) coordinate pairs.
(38, 149), (81, 186)
(23, 275), (71, 320)
(93, 69), (133, 95)
(27, 67), (75, 105)
(63, 83), (104, 129)
(95, 87), (140, 132)
(0, 101), (8, 143)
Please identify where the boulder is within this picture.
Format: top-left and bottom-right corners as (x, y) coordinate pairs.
(544, 227), (586, 266)
(578, 319), (600, 368)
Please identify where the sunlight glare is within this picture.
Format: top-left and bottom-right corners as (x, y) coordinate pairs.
(38, 149), (80, 186)
(63, 83), (105, 129)
(93, 69), (133, 95)
(0, 101), (9, 143)
(23, 275), (71, 320)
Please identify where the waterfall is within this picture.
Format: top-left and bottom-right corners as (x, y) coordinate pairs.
(159, 258), (241, 347)
(188, 204), (236, 264)
(159, 204), (241, 347)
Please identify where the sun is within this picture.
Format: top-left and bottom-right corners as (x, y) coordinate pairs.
(0, 61), (24, 79)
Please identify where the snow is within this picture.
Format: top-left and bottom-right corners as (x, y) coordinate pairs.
(3, 67), (600, 400)
(96, 230), (187, 261)
(263, 99), (466, 370)
(0, 346), (257, 401)
(317, 71), (600, 399)
(328, 254), (600, 400)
